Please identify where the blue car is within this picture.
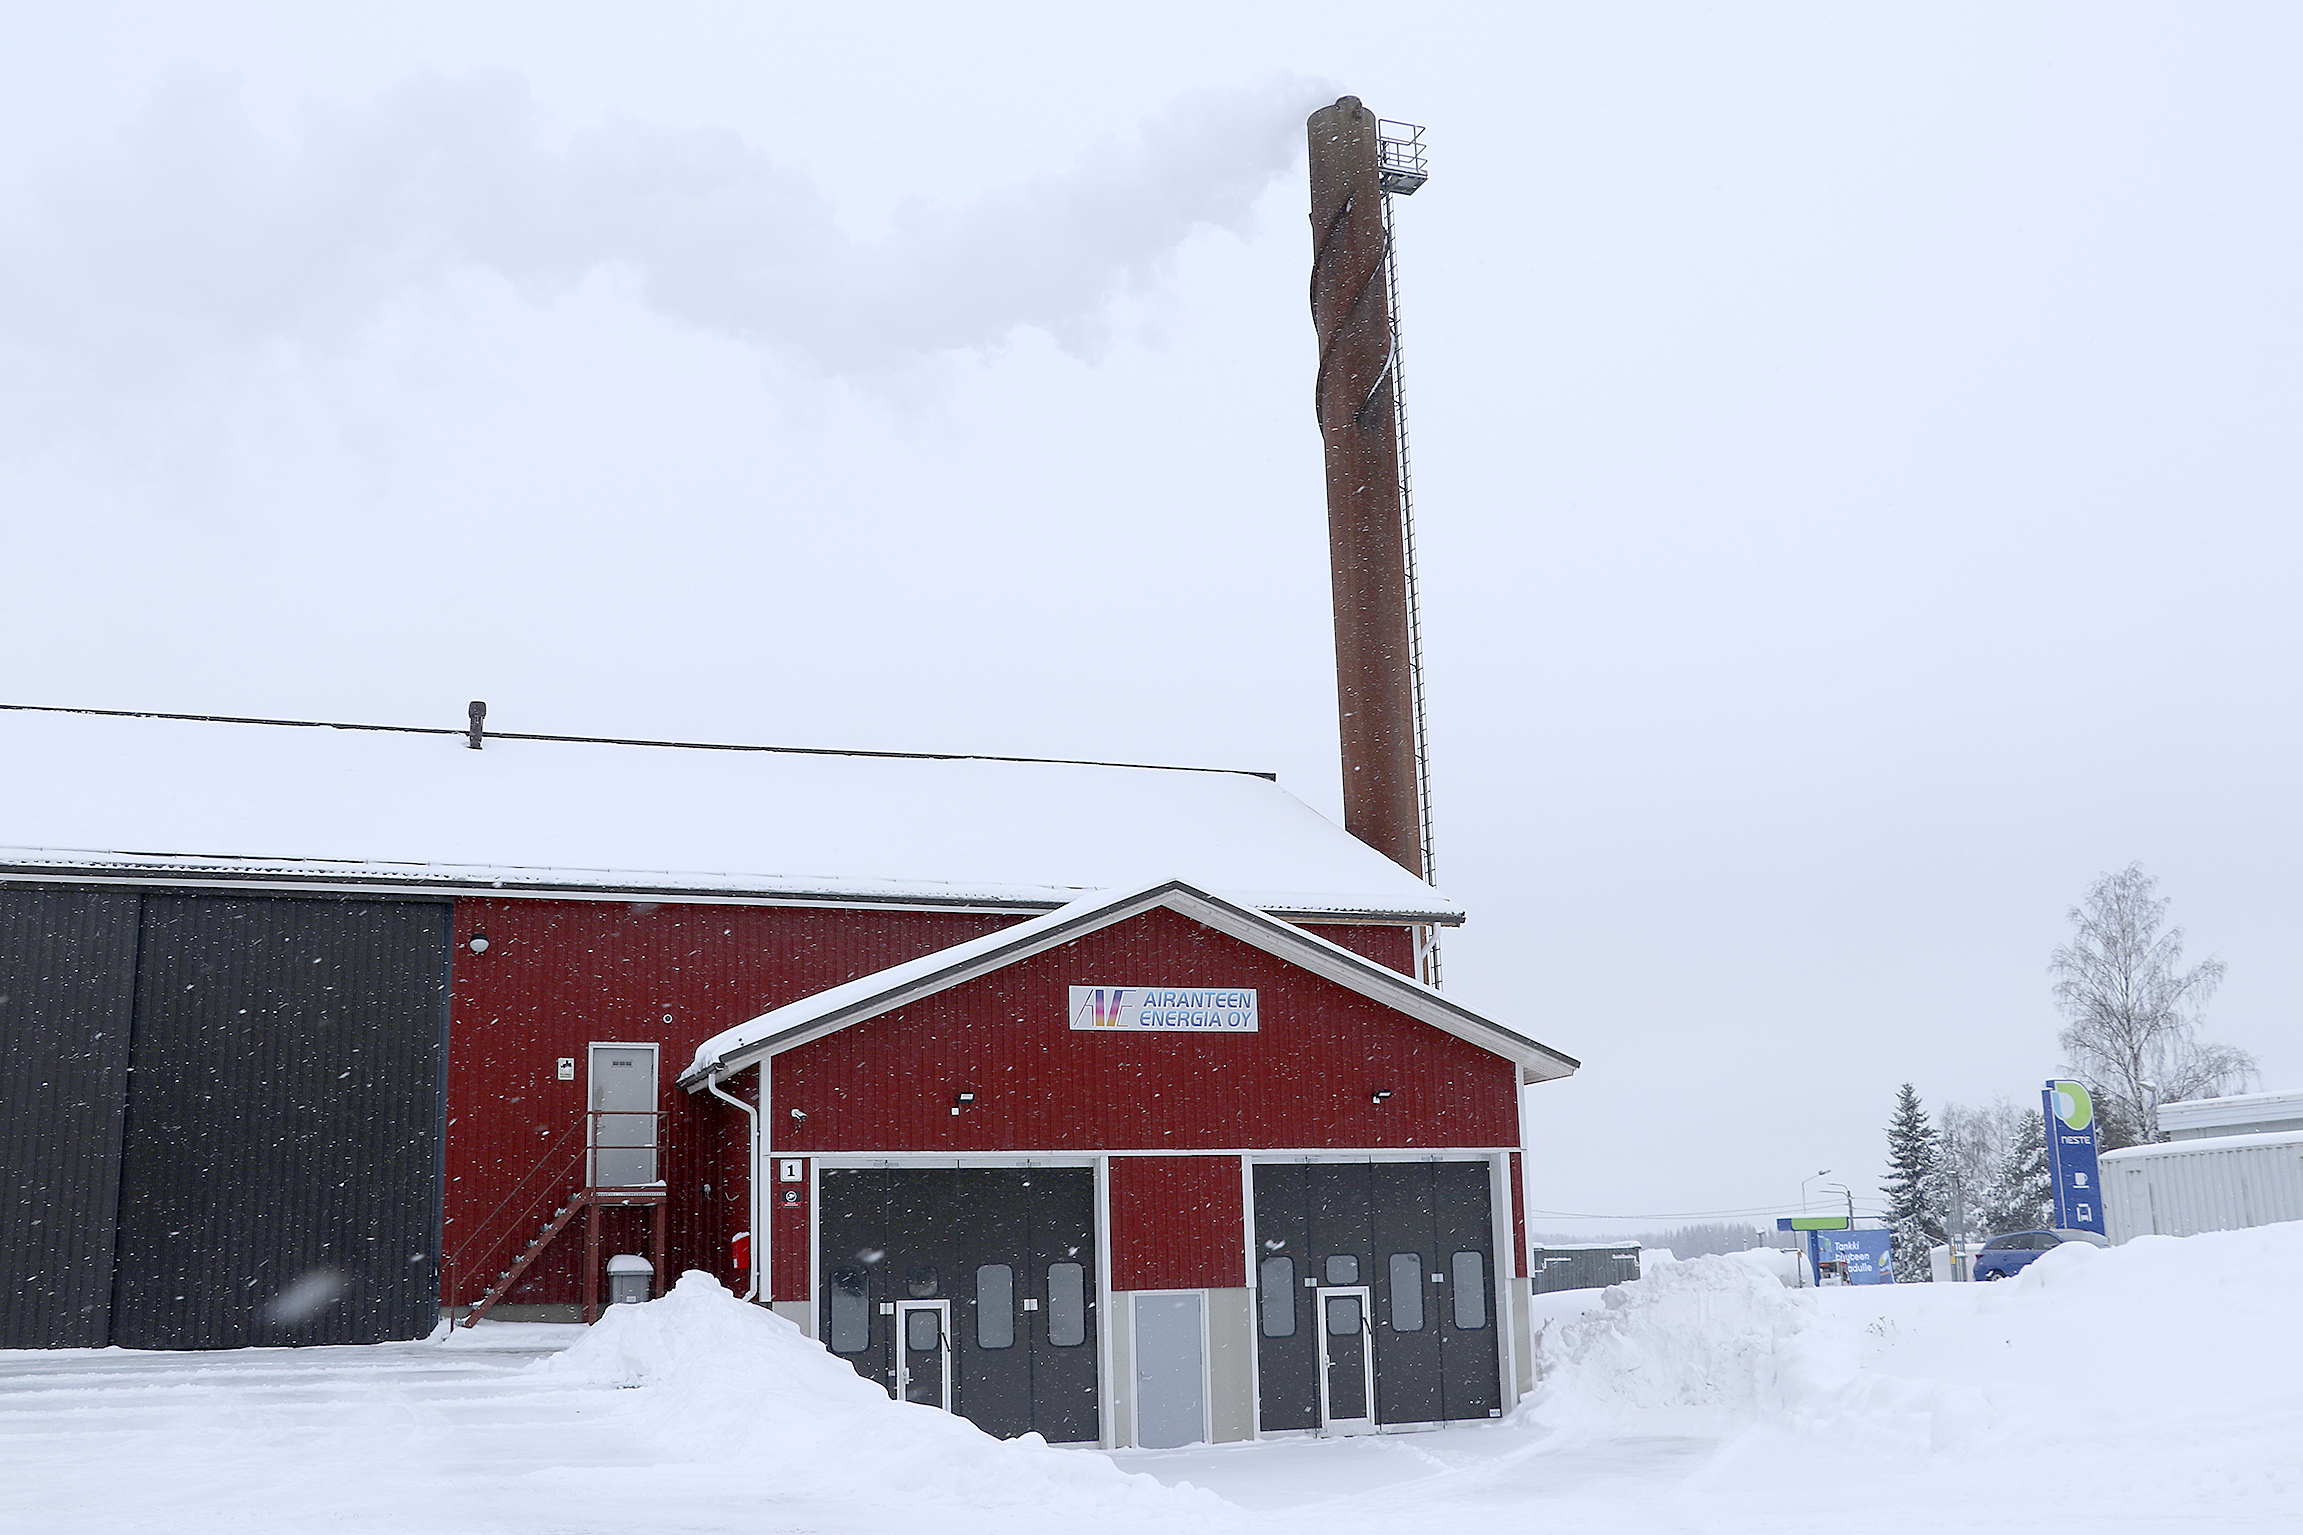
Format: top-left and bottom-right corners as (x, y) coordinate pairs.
(1972, 1228), (2112, 1280)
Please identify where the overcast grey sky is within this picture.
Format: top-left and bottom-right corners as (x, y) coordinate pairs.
(5, 3), (2297, 1232)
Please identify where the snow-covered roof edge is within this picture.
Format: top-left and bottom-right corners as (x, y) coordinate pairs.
(679, 876), (1579, 1091)
(2153, 1088), (2303, 1133)
(0, 847), (1463, 925)
(2101, 1127), (2303, 1160)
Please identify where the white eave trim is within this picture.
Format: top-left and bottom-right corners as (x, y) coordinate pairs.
(0, 852), (1466, 927)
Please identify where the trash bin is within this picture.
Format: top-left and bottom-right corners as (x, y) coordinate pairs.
(607, 1254), (654, 1306)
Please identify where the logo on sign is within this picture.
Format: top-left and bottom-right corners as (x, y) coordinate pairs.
(1067, 986), (1259, 1033)
(2052, 1081), (2095, 1131)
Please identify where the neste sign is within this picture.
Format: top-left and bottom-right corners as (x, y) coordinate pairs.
(1068, 986), (1259, 1033)
(2043, 1079), (2106, 1233)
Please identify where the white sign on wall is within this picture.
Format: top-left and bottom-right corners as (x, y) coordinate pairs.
(1067, 986), (1259, 1033)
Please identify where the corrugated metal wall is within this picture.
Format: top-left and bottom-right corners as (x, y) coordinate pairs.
(0, 887), (140, 1348)
(772, 906), (1522, 1154)
(1510, 1150), (1527, 1277)
(2103, 1135), (2303, 1242)
(444, 898), (1016, 1308)
(1109, 1155), (1244, 1290)
(1529, 1245), (1640, 1292)
(1319, 924), (1418, 976)
(2, 887), (449, 1350)
(769, 1153), (810, 1302)
(110, 895), (450, 1349)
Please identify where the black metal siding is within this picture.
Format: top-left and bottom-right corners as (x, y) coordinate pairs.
(0, 888), (141, 1348)
(110, 895), (449, 1349)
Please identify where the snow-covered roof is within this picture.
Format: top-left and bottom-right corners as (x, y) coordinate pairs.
(681, 877), (1577, 1088)
(2154, 1088), (2303, 1137)
(0, 707), (1460, 923)
(2102, 1127), (2303, 1161)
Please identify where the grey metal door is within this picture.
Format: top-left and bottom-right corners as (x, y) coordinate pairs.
(588, 1043), (657, 1187)
(1132, 1293), (1206, 1448)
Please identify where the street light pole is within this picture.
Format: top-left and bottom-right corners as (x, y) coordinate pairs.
(1801, 1169), (1830, 1213)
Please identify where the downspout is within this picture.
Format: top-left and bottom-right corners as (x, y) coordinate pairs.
(704, 1066), (762, 1304)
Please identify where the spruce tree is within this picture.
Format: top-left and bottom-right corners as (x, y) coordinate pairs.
(1881, 1083), (1946, 1281)
(1978, 1108), (2054, 1234)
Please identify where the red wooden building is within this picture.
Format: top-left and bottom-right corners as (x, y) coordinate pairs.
(3, 704), (1577, 1444)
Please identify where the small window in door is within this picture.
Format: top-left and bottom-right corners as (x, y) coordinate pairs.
(976, 1265), (1015, 1349)
(906, 1308), (941, 1352)
(1324, 1293), (1363, 1335)
(1388, 1253), (1425, 1331)
(1258, 1256), (1296, 1336)
(1046, 1262), (1086, 1347)
(1450, 1250), (1488, 1329)
(828, 1266), (870, 1354)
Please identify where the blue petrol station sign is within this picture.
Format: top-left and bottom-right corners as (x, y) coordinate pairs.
(2043, 1079), (2106, 1233)
(1810, 1228), (1894, 1284)
(1775, 1217), (1895, 1284)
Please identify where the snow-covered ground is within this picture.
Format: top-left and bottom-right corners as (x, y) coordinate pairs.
(5, 1226), (2298, 1534)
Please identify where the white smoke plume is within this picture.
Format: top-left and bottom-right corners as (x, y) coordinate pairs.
(0, 70), (1334, 440)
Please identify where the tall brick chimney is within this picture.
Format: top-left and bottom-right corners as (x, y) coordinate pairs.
(1307, 96), (1424, 879)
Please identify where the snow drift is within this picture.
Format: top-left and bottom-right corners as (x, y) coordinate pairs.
(1525, 1221), (2303, 1501)
(538, 1272), (1225, 1521)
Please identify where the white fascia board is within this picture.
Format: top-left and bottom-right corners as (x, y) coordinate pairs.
(680, 878), (1577, 1091)
(0, 850), (1465, 927)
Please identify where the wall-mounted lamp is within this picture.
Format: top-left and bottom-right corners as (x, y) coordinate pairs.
(788, 1108), (807, 1122)
(1370, 1088), (1394, 1105)
(466, 933), (490, 954)
(952, 1090), (977, 1116)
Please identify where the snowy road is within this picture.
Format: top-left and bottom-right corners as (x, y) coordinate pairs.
(6, 1229), (2300, 1535)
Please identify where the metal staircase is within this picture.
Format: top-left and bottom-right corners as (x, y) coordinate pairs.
(446, 1112), (669, 1327)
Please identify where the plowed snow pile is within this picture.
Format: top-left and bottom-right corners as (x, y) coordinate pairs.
(1521, 1221), (2303, 1515)
(540, 1272), (1225, 1523)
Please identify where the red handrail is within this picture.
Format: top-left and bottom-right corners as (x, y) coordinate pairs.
(442, 1112), (663, 1314)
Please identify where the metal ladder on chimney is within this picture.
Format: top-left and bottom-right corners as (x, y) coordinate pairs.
(1379, 121), (1442, 987)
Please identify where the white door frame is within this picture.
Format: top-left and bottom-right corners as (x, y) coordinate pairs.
(1315, 1284), (1376, 1435)
(894, 1297), (954, 1411)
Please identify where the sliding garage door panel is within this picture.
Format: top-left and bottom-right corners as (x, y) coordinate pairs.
(1369, 1160), (1444, 1425)
(111, 896), (449, 1351)
(0, 889), (141, 1348)
(1249, 1162), (1318, 1432)
(1433, 1159), (1501, 1419)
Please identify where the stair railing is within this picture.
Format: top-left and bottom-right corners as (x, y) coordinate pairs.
(441, 1110), (662, 1324)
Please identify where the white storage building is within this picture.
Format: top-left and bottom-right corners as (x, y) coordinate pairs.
(2101, 1129), (2303, 1243)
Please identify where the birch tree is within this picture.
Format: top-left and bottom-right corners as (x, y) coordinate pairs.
(2049, 863), (2254, 1145)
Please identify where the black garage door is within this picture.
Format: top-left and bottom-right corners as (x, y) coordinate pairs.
(819, 1167), (1100, 1443)
(0, 887), (449, 1349)
(1253, 1159), (1501, 1430)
